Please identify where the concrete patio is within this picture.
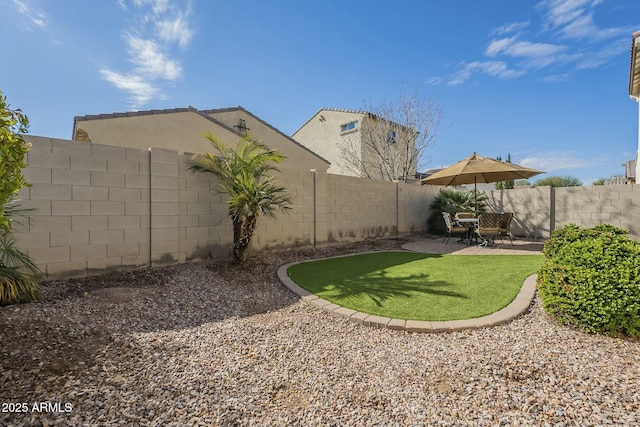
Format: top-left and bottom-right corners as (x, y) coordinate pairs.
(402, 236), (544, 255)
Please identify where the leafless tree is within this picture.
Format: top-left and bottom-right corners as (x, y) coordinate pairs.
(337, 84), (447, 183)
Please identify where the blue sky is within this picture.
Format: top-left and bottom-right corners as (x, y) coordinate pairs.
(2, 0), (639, 185)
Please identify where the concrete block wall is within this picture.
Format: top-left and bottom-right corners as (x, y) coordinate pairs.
(17, 136), (640, 280)
(554, 185), (640, 238)
(252, 169), (434, 250)
(487, 184), (640, 240)
(486, 187), (553, 239)
(399, 183), (440, 234)
(15, 137), (439, 278)
(321, 174), (399, 242)
(252, 167), (314, 250)
(18, 137), (152, 277)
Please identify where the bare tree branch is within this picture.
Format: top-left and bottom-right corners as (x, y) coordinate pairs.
(337, 83), (448, 182)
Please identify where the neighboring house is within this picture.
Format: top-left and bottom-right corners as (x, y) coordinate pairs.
(626, 158), (637, 184)
(292, 108), (418, 181)
(628, 30), (640, 181)
(73, 106), (330, 172)
(606, 159), (636, 184)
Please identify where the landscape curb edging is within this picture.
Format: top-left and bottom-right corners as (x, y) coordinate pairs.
(276, 252), (538, 333)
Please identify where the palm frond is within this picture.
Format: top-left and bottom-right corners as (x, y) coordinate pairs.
(0, 234), (39, 275)
(0, 265), (40, 305)
(188, 133), (293, 263)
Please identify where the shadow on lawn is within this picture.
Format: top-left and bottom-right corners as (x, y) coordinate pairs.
(291, 252), (468, 307)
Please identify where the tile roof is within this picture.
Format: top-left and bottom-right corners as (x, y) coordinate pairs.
(72, 106), (233, 139)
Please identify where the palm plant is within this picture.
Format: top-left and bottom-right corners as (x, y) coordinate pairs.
(189, 135), (292, 265)
(427, 188), (487, 235)
(0, 200), (40, 305)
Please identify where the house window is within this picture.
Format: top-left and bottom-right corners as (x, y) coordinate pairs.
(340, 121), (357, 133)
(388, 130), (397, 144)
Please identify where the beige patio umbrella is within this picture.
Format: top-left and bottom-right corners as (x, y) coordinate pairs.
(420, 152), (543, 215)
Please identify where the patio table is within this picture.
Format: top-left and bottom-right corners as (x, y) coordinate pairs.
(456, 218), (479, 244)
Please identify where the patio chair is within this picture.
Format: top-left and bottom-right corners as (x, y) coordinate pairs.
(442, 212), (468, 244)
(499, 212), (514, 246)
(475, 212), (503, 247)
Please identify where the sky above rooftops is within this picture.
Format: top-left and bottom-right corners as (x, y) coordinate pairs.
(2, 0), (639, 185)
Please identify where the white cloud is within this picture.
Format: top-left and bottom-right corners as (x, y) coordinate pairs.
(100, 69), (158, 107)
(538, 0), (630, 41)
(155, 12), (193, 48)
(491, 21), (530, 36)
(575, 37), (629, 69)
(134, 0), (170, 15)
(448, 61), (525, 86)
(425, 76), (443, 86)
(485, 37), (566, 59)
(542, 73), (571, 82)
(449, 0), (633, 86)
(12, 0), (47, 28)
(127, 36), (182, 80)
(101, 0), (194, 107)
(519, 151), (601, 171)
(484, 37), (517, 57)
(538, 0), (597, 30)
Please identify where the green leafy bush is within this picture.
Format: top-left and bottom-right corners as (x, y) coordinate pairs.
(427, 188), (487, 235)
(0, 91), (31, 234)
(0, 91), (40, 305)
(542, 223), (628, 259)
(537, 224), (640, 337)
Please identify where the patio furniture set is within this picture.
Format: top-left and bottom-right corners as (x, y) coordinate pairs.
(442, 211), (514, 247)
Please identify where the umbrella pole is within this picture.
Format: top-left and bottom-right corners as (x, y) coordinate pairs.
(474, 176), (477, 217)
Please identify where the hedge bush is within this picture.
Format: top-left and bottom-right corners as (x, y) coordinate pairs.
(537, 224), (640, 337)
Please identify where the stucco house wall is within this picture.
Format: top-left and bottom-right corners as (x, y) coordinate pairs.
(74, 107), (330, 173)
(293, 108), (418, 180)
(204, 107), (330, 172)
(292, 108), (364, 176)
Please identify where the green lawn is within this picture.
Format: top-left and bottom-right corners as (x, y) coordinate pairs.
(287, 252), (543, 321)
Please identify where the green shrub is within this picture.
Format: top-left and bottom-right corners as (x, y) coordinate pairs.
(537, 224), (640, 337)
(542, 223), (628, 259)
(0, 92), (40, 305)
(0, 90), (31, 234)
(427, 188), (487, 235)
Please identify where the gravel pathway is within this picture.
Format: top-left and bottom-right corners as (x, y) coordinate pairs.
(1, 237), (638, 426)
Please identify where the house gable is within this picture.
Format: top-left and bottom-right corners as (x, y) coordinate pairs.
(292, 107), (418, 180)
(73, 106), (329, 172)
(292, 108), (366, 177)
(203, 106), (330, 171)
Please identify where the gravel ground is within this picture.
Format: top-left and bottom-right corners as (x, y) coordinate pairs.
(1, 236), (639, 426)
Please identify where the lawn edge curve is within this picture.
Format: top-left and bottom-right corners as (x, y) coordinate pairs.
(276, 250), (538, 333)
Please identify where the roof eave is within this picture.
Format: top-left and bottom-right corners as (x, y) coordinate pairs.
(629, 31), (640, 99)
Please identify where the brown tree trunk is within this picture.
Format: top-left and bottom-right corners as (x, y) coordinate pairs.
(233, 215), (257, 264)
